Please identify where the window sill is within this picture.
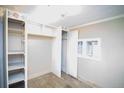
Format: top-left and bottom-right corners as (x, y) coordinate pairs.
(78, 56), (101, 61)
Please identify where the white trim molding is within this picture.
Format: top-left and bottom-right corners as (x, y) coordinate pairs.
(70, 14), (124, 30)
(28, 71), (51, 80)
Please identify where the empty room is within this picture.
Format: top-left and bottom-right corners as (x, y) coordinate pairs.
(0, 5), (124, 88)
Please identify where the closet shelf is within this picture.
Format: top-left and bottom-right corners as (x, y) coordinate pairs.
(8, 63), (24, 71)
(8, 17), (25, 25)
(8, 52), (25, 55)
(9, 72), (25, 85)
(8, 28), (24, 33)
(28, 32), (55, 38)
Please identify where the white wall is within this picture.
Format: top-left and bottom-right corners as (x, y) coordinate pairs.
(51, 27), (62, 77)
(75, 17), (124, 87)
(28, 35), (52, 79)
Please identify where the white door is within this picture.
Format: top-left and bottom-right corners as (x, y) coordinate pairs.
(67, 30), (78, 78)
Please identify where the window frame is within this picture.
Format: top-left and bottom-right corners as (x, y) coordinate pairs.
(78, 38), (101, 61)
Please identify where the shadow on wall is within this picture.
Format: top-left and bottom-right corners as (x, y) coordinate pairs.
(0, 17), (4, 88)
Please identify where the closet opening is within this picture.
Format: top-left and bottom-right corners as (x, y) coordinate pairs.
(61, 31), (67, 74)
(27, 35), (53, 80)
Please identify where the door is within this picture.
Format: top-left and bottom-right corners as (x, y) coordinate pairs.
(67, 30), (78, 78)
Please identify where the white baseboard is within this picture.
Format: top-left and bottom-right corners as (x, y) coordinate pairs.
(28, 71), (51, 80)
(78, 75), (101, 88)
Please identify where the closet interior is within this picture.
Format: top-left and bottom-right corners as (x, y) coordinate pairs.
(61, 31), (67, 73)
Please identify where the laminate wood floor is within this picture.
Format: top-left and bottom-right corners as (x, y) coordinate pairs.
(28, 72), (92, 88)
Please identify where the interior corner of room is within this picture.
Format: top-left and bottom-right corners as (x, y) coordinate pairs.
(0, 5), (124, 88)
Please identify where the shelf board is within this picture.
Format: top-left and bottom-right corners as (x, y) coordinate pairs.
(9, 72), (25, 85)
(8, 52), (25, 55)
(44, 24), (58, 29)
(8, 28), (24, 33)
(9, 81), (25, 88)
(8, 63), (24, 71)
(8, 17), (25, 25)
(28, 32), (55, 38)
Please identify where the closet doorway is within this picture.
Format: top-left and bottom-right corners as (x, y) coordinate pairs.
(61, 30), (78, 78)
(61, 31), (67, 73)
(27, 35), (53, 79)
(26, 22), (62, 84)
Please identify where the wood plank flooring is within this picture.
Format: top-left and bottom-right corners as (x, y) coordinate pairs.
(28, 72), (92, 88)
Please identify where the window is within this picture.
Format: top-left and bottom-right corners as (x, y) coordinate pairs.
(78, 41), (83, 57)
(78, 38), (101, 61)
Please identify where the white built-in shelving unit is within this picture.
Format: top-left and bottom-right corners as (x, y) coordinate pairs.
(4, 9), (27, 88)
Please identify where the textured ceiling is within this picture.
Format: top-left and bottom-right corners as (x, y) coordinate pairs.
(1, 5), (124, 28)
(53, 5), (124, 27)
